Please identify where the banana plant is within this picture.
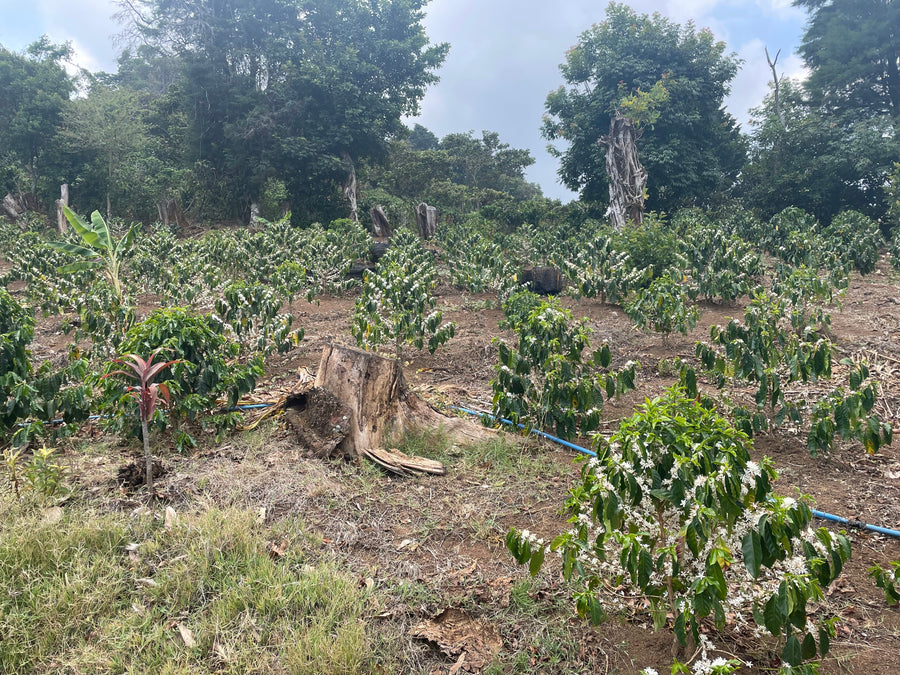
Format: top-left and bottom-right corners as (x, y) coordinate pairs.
(104, 348), (180, 489)
(50, 206), (136, 304)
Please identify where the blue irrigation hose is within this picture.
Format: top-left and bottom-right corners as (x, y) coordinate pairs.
(451, 406), (900, 540)
(451, 405), (596, 458)
(810, 509), (900, 539)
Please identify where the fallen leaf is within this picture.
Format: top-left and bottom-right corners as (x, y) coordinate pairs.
(42, 507), (63, 524)
(164, 506), (177, 530)
(177, 623), (196, 648)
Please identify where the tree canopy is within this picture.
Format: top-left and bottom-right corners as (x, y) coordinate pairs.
(117, 0), (448, 222)
(796, 0), (900, 128)
(0, 38), (74, 197)
(542, 2), (745, 214)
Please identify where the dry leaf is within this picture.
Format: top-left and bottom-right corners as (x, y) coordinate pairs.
(397, 538), (418, 552)
(177, 623), (196, 648)
(42, 507), (63, 524)
(164, 506), (177, 530)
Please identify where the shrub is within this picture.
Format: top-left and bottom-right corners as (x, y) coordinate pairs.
(508, 386), (849, 670)
(491, 292), (637, 439)
(100, 308), (263, 445)
(625, 272), (700, 338)
(352, 230), (455, 359)
(1, 289), (91, 447)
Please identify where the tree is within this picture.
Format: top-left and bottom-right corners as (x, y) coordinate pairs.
(542, 3), (745, 213)
(796, 0), (900, 130)
(0, 37), (74, 202)
(59, 81), (149, 221)
(118, 0), (448, 223)
(740, 78), (898, 221)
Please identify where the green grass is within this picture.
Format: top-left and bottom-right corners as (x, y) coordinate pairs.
(0, 499), (380, 674)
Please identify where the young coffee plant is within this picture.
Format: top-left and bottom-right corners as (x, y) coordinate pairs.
(678, 223), (761, 303)
(823, 211), (883, 275)
(807, 360), (893, 456)
(100, 308), (263, 448)
(492, 291), (637, 439)
(561, 233), (651, 305)
(625, 272), (700, 339)
(352, 230), (455, 359)
(508, 386), (850, 671)
(212, 282), (302, 356)
(696, 289), (832, 433)
(440, 222), (517, 296)
(1, 288), (91, 447)
(869, 562), (900, 606)
(771, 264), (844, 336)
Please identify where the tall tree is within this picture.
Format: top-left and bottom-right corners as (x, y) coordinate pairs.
(740, 78), (897, 221)
(542, 3), (745, 214)
(0, 37), (74, 202)
(796, 0), (900, 129)
(118, 0), (448, 223)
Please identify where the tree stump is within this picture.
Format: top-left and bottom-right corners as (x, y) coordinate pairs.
(313, 343), (495, 472)
(520, 266), (563, 295)
(369, 205), (392, 238)
(415, 202), (438, 239)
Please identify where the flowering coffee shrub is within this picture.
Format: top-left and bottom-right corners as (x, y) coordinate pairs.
(352, 230), (455, 359)
(508, 387), (850, 670)
(625, 271), (700, 339)
(492, 291), (637, 439)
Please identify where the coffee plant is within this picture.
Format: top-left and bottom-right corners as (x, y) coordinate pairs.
(625, 272), (700, 339)
(440, 222), (517, 296)
(807, 360), (893, 456)
(869, 562), (900, 606)
(1, 288), (92, 447)
(508, 386), (850, 670)
(823, 211), (883, 275)
(771, 265), (843, 336)
(212, 282), (302, 356)
(100, 307), (263, 447)
(696, 289), (832, 433)
(561, 234), (650, 304)
(492, 291), (637, 439)
(678, 224), (761, 303)
(352, 230), (455, 359)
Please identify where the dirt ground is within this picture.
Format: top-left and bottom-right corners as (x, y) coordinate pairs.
(7, 252), (900, 674)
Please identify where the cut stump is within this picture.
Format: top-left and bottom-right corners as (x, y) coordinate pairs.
(312, 343), (496, 473)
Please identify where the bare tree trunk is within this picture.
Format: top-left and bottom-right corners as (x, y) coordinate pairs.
(342, 151), (359, 224)
(765, 47), (786, 129)
(415, 202), (437, 239)
(157, 197), (186, 229)
(369, 205), (392, 238)
(55, 184), (69, 234)
(599, 114), (647, 232)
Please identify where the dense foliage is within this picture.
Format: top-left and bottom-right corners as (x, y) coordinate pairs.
(542, 3), (745, 212)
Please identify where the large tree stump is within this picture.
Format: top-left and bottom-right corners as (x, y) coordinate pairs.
(314, 343), (495, 471)
(369, 205), (392, 238)
(415, 202), (437, 239)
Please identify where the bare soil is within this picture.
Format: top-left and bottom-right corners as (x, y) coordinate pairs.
(10, 254), (900, 674)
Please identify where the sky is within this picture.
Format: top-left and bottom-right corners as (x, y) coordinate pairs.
(0, 0), (810, 202)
